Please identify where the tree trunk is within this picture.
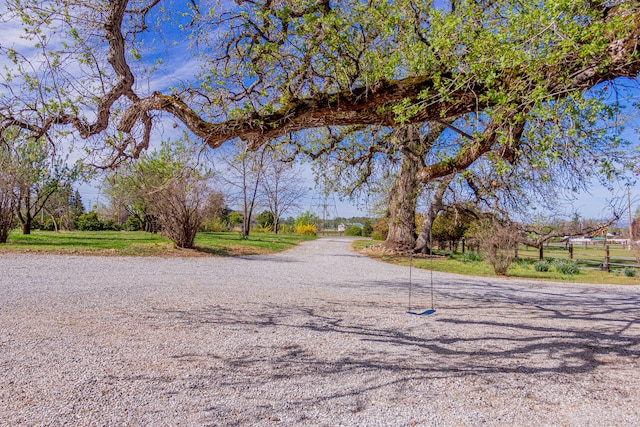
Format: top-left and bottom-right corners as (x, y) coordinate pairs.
(242, 205), (252, 239)
(21, 216), (32, 234)
(383, 127), (422, 253)
(415, 175), (453, 253)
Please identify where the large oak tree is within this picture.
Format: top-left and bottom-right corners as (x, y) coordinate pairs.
(1, 1), (639, 250)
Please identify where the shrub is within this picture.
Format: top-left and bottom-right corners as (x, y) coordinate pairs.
(372, 219), (389, 240)
(102, 219), (122, 231)
(534, 260), (550, 272)
(345, 225), (362, 236)
(256, 210), (275, 230)
(40, 218), (57, 231)
(624, 267), (637, 277)
(229, 212), (244, 227)
(370, 231), (385, 241)
(295, 223), (317, 235)
(552, 259), (580, 275)
(294, 211), (318, 228)
(362, 220), (373, 237)
(200, 218), (228, 232)
(75, 211), (104, 231)
(461, 251), (483, 263)
(475, 220), (519, 275)
(123, 216), (142, 231)
(278, 224), (295, 234)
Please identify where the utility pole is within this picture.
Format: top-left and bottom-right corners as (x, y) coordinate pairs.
(311, 194), (337, 236)
(629, 186), (634, 251)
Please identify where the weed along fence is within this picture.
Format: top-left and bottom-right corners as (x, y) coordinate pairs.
(519, 241), (640, 274)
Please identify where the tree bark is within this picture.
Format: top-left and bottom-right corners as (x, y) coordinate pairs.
(415, 175), (454, 254)
(383, 126), (423, 252)
(21, 216), (31, 235)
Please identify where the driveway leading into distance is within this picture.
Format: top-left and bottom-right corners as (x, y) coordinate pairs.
(1, 237), (639, 425)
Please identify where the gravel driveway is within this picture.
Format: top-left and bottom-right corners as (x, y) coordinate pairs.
(1, 237), (639, 426)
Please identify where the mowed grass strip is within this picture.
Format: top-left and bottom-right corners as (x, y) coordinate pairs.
(353, 240), (640, 286)
(194, 232), (316, 256)
(1, 230), (315, 257)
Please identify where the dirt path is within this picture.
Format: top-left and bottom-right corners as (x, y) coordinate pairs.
(1, 237), (639, 426)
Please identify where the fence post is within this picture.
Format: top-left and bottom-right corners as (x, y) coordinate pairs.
(568, 243), (573, 260)
(604, 245), (610, 273)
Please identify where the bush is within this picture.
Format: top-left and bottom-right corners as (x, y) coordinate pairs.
(534, 260), (550, 272)
(624, 267), (637, 277)
(362, 220), (373, 237)
(278, 224), (295, 234)
(256, 210), (275, 230)
(552, 259), (580, 275)
(295, 223), (317, 235)
(372, 219), (389, 240)
(295, 211), (319, 227)
(200, 218), (228, 232)
(40, 218), (57, 231)
(123, 216), (142, 231)
(370, 231), (385, 241)
(75, 211), (104, 231)
(229, 212), (244, 227)
(475, 220), (519, 275)
(345, 225), (362, 236)
(102, 219), (122, 231)
(461, 251), (483, 263)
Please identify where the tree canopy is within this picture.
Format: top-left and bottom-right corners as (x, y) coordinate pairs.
(2, 1), (638, 156)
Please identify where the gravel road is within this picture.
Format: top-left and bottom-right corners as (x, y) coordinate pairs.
(1, 237), (639, 426)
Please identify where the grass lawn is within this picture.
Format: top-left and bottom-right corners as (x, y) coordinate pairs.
(353, 240), (640, 286)
(0, 230), (316, 257)
(194, 232), (316, 256)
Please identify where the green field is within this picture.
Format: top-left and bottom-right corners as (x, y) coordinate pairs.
(0, 230), (316, 256)
(354, 240), (640, 285)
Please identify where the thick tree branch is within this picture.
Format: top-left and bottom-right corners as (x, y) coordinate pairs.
(519, 215), (620, 249)
(416, 111), (527, 183)
(3, 1), (639, 164)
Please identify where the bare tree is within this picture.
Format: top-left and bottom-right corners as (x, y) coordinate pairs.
(146, 169), (209, 249)
(261, 146), (307, 234)
(0, 145), (17, 243)
(217, 140), (267, 238)
(475, 219), (520, 276)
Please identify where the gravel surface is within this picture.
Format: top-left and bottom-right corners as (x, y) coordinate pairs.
(1, 237), (639, 426)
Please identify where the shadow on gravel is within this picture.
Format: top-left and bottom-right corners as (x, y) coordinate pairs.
(151, 279), (640, 390)
(138, 275), (640, 423)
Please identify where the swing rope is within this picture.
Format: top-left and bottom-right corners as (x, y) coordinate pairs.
(407, 251), (413, 312)
(406, 229), (436, 316)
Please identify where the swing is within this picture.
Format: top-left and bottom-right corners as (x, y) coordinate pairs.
(406, 239), (436, 316)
